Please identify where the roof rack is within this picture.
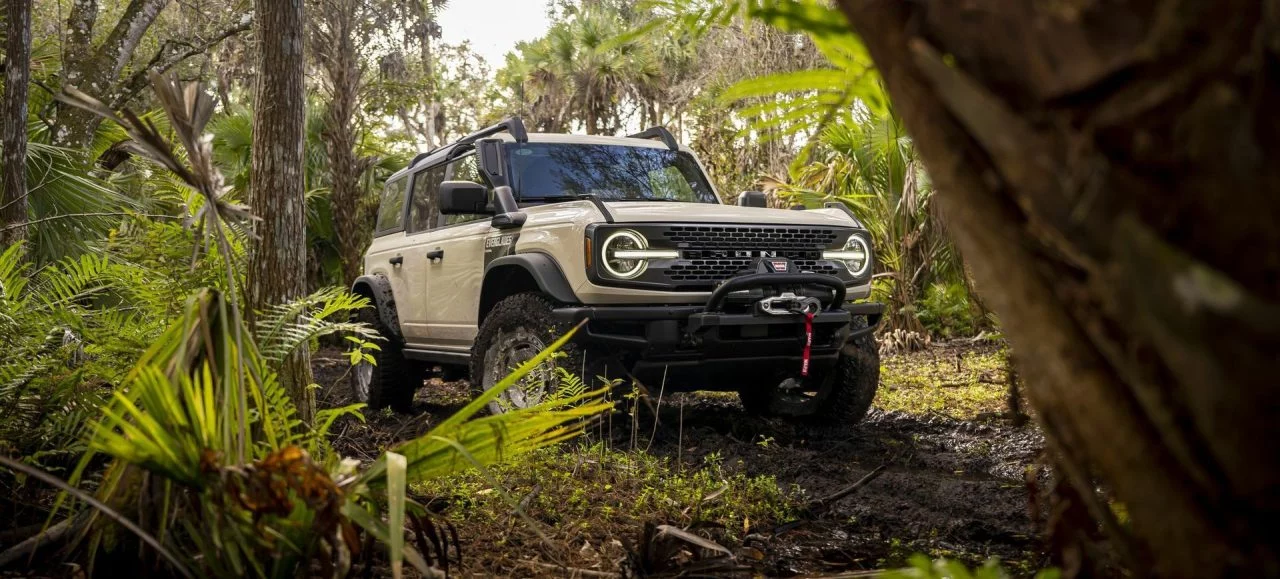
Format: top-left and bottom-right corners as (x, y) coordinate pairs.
(628, 126), (679, 151)
(409, 117), (529, 168)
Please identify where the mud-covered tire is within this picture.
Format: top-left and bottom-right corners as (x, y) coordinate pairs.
(814, 317), (880, 424)
(470, 293), (588, 413)
(352, 306), (422, 412)
(737, 316), (880, 424)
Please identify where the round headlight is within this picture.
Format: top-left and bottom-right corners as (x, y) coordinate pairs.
(824, 235), (871, 277)
(601, 230), (649, 279)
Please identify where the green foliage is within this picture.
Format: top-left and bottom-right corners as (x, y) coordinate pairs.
(775, 108), (966, 335)
(499, 5), (663, 134)
(254, 286), (380, 366)
(878, 346), (1009, 420)
(18, 134), (141, 265)
(0, 240), (177, 464)
(882, 554), (1060, 579)
(552, 364), (590, 401)
(38, 288), (612, 577)
(720, 1), (885, 138)
(917, 282), (981, 340)
(205, 104), (407, 288)
(416, 442), (799, 544)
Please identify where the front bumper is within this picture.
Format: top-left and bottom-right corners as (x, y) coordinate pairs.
(551, 272), (883, 389)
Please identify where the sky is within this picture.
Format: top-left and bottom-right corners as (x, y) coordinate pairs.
(438, 1), (553, 67)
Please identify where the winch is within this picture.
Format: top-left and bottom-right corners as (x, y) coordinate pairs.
(756, 292), (822, 316)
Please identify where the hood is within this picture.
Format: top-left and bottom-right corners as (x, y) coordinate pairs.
(602, 201), (861, 228)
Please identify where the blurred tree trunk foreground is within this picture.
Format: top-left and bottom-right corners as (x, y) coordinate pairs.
(837, 0), (1280, 575)
(250, 0), (314, 422)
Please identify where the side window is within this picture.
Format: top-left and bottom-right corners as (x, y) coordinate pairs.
(375, 176), (407, 233)
(408, 165), (445, 233)
(444, 154), (492, 226)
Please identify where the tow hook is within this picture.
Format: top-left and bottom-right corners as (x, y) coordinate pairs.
(758, 292), (822, 316)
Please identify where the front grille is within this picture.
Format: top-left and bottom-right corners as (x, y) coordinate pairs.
(664, 258), (842, 282)
(661, 225), (839, 249)
(655, 226), (845, 284)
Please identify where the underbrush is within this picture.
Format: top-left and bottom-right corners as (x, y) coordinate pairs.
(412, 441), (801, 573)
(877, 344), (1014, 420)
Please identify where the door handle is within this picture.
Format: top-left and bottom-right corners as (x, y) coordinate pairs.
(389, 255), (404, 266)
(426, 248), (444, 262)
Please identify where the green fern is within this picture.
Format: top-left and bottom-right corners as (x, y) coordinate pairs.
(552, 366), (589, 401)
(254, 286), (380, 366)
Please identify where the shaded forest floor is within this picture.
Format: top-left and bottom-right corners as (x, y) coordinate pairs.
(314, 340), (1049, 577)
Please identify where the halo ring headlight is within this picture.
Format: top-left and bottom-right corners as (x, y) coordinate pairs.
(825, 235), (871, 277)
(601, 230), (650, 279)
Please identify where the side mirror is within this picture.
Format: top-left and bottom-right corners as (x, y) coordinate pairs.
(736, 191), (767, 208)
(490, 185), (527, 229)
(439, 181), (492, 215)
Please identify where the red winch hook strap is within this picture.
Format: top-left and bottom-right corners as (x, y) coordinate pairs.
(801, 311), (815, 377)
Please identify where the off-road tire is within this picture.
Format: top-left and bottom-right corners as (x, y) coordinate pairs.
(352, 306), (422, 412)
(737, 316), (880, 424)
(470, 293), (586, 413)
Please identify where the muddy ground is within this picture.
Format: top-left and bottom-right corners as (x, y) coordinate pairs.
(313, 341), (1049, 577)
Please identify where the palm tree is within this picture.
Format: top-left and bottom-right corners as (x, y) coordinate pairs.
(502, 7), (660, 135)
(777, 108), (959, 333)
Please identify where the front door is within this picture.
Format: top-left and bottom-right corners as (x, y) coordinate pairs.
(419, 153), (493, 349)
(398, 163), (447, 344)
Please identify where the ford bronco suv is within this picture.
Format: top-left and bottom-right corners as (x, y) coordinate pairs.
(351, 118), (883, 423)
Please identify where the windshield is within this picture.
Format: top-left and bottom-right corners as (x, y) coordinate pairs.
(505, 143), (719, 204)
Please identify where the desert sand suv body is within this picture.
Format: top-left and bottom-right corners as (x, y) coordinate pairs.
(351, 118), (883, 422)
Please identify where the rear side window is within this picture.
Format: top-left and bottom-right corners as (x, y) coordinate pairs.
(375, 177), (407, 234)
(408, 165), (445, 233)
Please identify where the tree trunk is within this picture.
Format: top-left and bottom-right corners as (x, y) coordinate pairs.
(835, 0), (1280, 575)
(55, 0), (171, 149)
(420, 13), (438, 149)
(249, 0), (313, 422)
(1, 0), (31, 246)
(314, 0), (369, 287)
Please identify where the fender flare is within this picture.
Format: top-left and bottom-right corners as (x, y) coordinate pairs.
(483, 253), (580, 309)
(351, 274), (403, 341)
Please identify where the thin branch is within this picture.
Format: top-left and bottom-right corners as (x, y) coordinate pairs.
(807, 464), (888, 512)
(0, 455), (194, 579)
(112, 20), (252, 108)
(0, 519), (73, 568)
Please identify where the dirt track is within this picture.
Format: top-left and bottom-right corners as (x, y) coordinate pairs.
(314, 345), (1048, 576)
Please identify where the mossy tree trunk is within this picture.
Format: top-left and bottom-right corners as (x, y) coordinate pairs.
(836, 0), (1280, 574)
(54, 0), (170, 149)
(249, 0), (314, 422)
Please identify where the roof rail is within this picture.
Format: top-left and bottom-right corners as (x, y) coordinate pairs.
(628, 126), (679, 151)
(409, 117), (529, 168)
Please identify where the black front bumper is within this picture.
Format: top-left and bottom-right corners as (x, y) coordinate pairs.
(551, 273), (883, 388)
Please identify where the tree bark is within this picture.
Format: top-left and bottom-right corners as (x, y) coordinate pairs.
(249, 0), (314, 422)
(314, 0), (370, 287)
(835, 0), (1280, 575)
(56, 0), (171, 149)
(1, 0), (31, 246)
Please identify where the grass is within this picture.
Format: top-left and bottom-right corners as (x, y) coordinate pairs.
(877, 344), (1013, 419)
(410, 441), (801, 573)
